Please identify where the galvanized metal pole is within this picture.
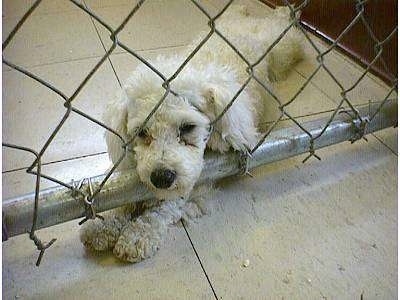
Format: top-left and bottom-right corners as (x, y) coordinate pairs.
(3, 100), (397, 238)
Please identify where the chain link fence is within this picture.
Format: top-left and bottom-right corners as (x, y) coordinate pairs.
(2, 0), (398, 266)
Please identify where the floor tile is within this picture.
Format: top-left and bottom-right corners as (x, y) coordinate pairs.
(373, 127), (398, 155)
(3, 219), (214, 300)
(184, 135), (397, 299)
(295, 35), (396, 106)
(2, 153), (110, 200)
(2, 57), (120, 171)
(2, 0), (84, 19)
(85, 0), (218, 12)
(3, 6), (104, 67)
(84, 0), (141, 9)
(271, 68), (338, 121)
(89, 0), (211, 55)
(2, 0), (35, 26)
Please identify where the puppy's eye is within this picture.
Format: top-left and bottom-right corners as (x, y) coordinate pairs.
(137, 128), (148, 138)
(179, 123), (195, 135)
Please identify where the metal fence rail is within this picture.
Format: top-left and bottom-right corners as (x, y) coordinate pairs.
(3, 99), (397, 238)
(2, 0), (398, 266)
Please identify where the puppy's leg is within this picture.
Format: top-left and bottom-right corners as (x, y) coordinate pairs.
(113, 198), (186, 263)
(80, 205), (133, 251)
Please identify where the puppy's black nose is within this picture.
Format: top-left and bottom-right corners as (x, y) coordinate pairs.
(150, 169), (176, 189)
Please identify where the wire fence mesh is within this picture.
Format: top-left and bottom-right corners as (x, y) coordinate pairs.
(2, 0), (398, 266)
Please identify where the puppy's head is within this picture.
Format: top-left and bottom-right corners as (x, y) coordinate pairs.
(126, 93), (211, 200)
(106, 61), (259, 200)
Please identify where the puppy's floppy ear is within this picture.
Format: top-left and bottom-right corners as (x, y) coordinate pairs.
(103, 91), (130, 166)
(202, 85), (259, 153)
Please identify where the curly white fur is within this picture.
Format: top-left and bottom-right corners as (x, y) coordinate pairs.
(80, 5), (304, 263)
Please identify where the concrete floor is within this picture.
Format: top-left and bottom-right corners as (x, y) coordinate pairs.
(2, 0), (398, 299)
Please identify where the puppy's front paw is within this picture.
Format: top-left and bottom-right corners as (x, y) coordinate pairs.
(113, 220), (163, 263)
(80, 217), (123, 251)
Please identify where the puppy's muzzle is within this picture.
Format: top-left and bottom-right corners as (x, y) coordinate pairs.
(150, 169), (176, 189)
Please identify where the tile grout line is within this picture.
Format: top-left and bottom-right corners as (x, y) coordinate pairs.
(181, 221), (219, 300)
(2, 8), (78, 20)
(2, 53), (108, 71)
(334, 48), (395, 90)
(3, 37), (189, 72)
(293, 65), (394, 111)
(293, 68), (342, 107)
(83, 0), (188, 87)
(3, 2), (141, 20)
(309, 37), (394, 91)
(83, 0), (122, 87)
(3, 44), (189, 72)
(2, 151), (108, 174)
(371, 132), (398, 156)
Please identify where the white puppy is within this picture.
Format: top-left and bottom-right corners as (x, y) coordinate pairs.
(80, 5), (304, 262)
